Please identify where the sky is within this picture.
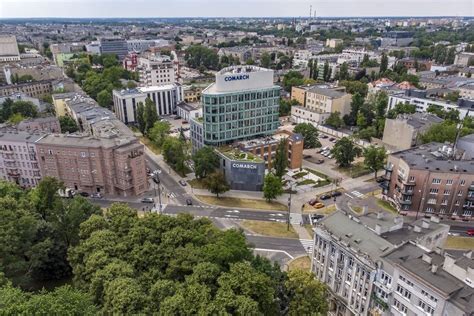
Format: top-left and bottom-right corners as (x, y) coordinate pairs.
(0, 0), (473, 18)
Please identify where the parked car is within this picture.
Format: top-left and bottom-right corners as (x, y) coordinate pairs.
(303, 154), (312, 159)
(186, 199), (193, 206)
(321, 146), (329, 151)
(90, 193), (102, 199)
(175, 115), (181, 120)
(308, 198), (319, 206)
(79, 192), (90, 197)
(315, 158), (324, 164)
(179, 180), (187, 186)
(327, 154), (333, 159)
(141, 197), (154, 204)
(376, 177), (385, 183)
(331, 191), (342, 198)
(319, 194), (331, 200)
(467, 229), (474, 236)
(320, 134), (328, 139)
(153, 176), (160, 184)
(328, 137), (335, 142)
(314, 202), (325, 209)
(310, 214), (325, 224)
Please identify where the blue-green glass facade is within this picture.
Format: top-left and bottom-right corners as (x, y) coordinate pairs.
(201, 87), (280, 146)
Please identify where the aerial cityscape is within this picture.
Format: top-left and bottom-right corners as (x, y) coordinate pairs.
(0, 1), (473, 315)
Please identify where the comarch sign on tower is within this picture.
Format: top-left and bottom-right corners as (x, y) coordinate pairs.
(224, 74), (250, 82)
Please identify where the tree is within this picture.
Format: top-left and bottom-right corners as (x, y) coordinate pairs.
(144, 98), (158, 133)
(136, 102), (146, 134)
(273, 138), (288, 178)
(282, 71), (305, 92)
(331, 137), (362, 167)
(380, 53), (388, 73)
(192, 146), (220, 179)
(294, 123), (321, 149)
(185, 45), (219, 70)
(339, 62), (349, 81)
(285, 270), (328, 316)
(322, 61), (331, 82)
(363, 146), (387, 180)
(420, 121), (458, 144)
(126, 81), (137, 89)
(345, 92), (365, 126)
(148, 120), (171, 147)
(340, 80), (368, 97)
(59, 116), (79, 133)
(263, 173), (284, 202)
(325, 111), (343, 129)
(204, 171), (229, 198)
(97, 90), (112, 108)
(260, 52), (272, 68)
(162, 137), (188, 176)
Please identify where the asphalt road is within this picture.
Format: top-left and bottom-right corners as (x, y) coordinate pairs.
(246, 235), (306, 257)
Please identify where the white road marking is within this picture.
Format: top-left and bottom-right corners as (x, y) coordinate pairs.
(253, 248), (295, 259)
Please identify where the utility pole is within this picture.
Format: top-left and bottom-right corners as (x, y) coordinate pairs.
(287, 183), (292, 231)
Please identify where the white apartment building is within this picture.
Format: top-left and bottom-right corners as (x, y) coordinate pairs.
(388, 90), (474, 119)
(113, 84), (183, 124)
(0, 130), (43, 188)
(312, 210), (449, 316)
(137, 55), (176, 87)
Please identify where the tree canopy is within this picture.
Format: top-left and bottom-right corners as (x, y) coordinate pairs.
(192, 146), (220, 179)
(294, 123), (321, 149)
(331, 137), (362, 167)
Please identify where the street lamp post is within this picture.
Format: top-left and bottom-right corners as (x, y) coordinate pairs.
(287, 183), (292, 231)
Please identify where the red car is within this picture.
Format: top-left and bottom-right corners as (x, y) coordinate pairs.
(467, 229), (474, 236)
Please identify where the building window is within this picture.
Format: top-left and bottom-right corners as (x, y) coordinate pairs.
(444, 189), (451, 195)
(393, 299), (408, 314)
(427, 198), (436, 204)
(396, 284), (412, 300)
(425, 207), (434, 213)
(429, 188), (439, 194)
(446, 179), (453, 185)
(460, 179), (466, 186)
(432, 178), (441, 184)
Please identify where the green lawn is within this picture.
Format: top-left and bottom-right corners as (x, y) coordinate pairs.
(304, 168), (331, 180)
(376, 199), (398, 214)
(292, 171), (308, 179)
(241, 220), (298, 239)
(335, 162), (372, 178)
(196, 195), (288, 211)
(313, 179), (331, 188)
(188, 178), (207, 189)
(288, 256), (311, 271)
(140, 136), (161, 155)
(444, 236), (474, 250)
(297, 179), (316, 186)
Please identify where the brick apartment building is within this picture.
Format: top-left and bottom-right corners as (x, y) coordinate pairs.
(237, 130), (304, 170)
(381, 143), (474, 219)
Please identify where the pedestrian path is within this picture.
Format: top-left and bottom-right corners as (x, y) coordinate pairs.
(289, 213), (303, 224)
(299, 239), (314, 255)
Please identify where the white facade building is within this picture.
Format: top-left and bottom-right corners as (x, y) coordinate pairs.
(113, 84), (183, 124)
(137, 55), (176, 87)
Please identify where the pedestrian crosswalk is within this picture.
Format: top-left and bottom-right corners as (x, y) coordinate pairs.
(345, 190), (365, 199)
(300, 239), (314, 255)
(289, 213), (303, 224)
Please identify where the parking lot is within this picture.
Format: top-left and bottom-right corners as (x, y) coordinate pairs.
(303, 132), (339, 167)
(161, 115), (191, 138)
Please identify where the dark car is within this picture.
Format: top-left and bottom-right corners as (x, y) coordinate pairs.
(311, 214), (325, 224)
(303, 154), (312, 159)
(175, 115), (181, 120)
(315, 158), (324, 164)
(320, 134), (328, 139)
(186, 199), (193, 206)
(308, 198), (319, 206)
(375, 177), (385, 183)
(319, 194), (331, 200)
(141, 197), (154, 204)
(331, 191), (342, 197)
(79, 192), (90, 197)
(153, 176), (160, 184)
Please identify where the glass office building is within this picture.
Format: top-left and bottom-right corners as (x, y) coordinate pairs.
(200, 66), (280, 146)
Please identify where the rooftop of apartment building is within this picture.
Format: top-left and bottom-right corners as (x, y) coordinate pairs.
(307, 86), (348, 98)
(0, 35), (20, 57)
(390, 142), (474, 173)
(0, 128), (46, 143)
(391, 112), (444, 129)
(295, 83), (341, 91)
(383, 242), (473, 311)
(177, 101), (200, 112)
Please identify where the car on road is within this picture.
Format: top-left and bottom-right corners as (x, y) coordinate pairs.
(179, 180), (187, 186)
(314, 202), (325, 209)
(141, 197), (154, 203)
(448, 232), (460, 236)
(308, 198), (319, 206)
(319, 194), (331, 200)
(331, 191), (342, 197)
(320, 134), (328, 139)
(314, 158), (324, 164)
(186, 199), (193, 206)
(467, 229), (474, 236)
(153, 176), (160, 184)
(310, 214), (324, 224)
(79, 192), (90, 197)
(90, 193), (102, 199)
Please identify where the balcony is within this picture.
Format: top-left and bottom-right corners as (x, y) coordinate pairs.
(401, 190), (414, 196)
(7, 169), (20, 177)
(466, 195), (474, 202)
(384, 165), (393, 172)
(469, 184), (474, 192)
(396, 196), (412, 205)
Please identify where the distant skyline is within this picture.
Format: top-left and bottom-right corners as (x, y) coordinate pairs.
(0, 0), (473, 18)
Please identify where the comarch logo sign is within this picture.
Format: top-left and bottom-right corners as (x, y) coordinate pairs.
(224, 74), (250, 82)
(232, 163), (257, 170)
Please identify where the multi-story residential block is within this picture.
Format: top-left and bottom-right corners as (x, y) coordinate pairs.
(454, 52), (474, 67)
(237, 130), (304, 170)
(326, 38), (343, 48)
(137, 54), (176, 86)
(17, 117), (61, 134)
(312, 210), (449, 316)
(0, 79), (54, 99)
(183, 86), (202, 103)
(458, 82), (474, 99)
(457, 134), (474, 160)
(112, 84), (183, 124)
(193, 65), (280, 148)
(388, 89), (474, 119)
(0, 36), (20, 62)
(99, 38), (128, 60)
(291, 85), (352, 125)
(0, 130), (43, 187)
(122, 52), (138, 71)
(380, 242), (473, 316)
(381, 142), (474, 219)
(382, 113), (443, 151)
